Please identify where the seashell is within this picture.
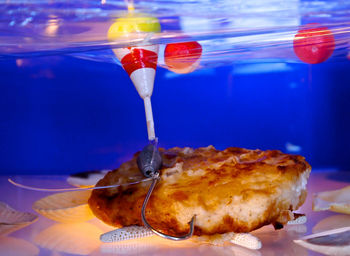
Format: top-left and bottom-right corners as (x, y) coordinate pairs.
(313, 185), (350, 214)
(294, 226), (350, 256)
(0, 202), (38, 236)
(192, 231), (261, 250)
(34, 222), (101, 255)
(230, 233), (262, 250)
(67, 170), (109, 188)
(192, 232), (237, 246)
(313, 215), (350, 234)
(288, 215), (307, 225)
(100, 226), (154, 242)
(32, 190), (94, 223)
(0, 236), (39, 256)
(208, 244), (262, 256)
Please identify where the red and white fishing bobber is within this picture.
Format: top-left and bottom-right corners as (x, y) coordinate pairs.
(108, 14), (161, 141)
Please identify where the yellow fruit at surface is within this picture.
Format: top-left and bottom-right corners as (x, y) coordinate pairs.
(108, 14), (161, 41)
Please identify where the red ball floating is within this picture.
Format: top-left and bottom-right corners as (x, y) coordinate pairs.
(293, 23), (335, 64)
(164, 41), (202, 74)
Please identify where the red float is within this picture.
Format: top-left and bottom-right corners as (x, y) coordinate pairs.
(164, 41), (202, 74)
(293, 23), (335, 64)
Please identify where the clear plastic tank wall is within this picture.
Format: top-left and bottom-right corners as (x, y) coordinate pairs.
(0, 0), (349, 174)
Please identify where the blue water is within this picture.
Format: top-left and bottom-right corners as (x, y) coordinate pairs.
(1, 55), (349, 174)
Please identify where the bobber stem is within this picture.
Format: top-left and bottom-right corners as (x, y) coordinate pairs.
(143, 96), (155, 141)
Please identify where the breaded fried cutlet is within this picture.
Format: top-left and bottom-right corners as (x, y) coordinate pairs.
(88, 146), (311, 236)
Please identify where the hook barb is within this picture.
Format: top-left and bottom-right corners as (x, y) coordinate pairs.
(141, 173), (196, 241)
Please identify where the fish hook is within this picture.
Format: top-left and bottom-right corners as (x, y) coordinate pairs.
(137, 140), (196, 241)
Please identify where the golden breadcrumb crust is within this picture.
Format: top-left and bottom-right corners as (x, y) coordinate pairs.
(88, 146), (311, 236)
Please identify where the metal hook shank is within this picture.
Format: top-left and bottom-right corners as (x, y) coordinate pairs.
(141, 173), (196, 241)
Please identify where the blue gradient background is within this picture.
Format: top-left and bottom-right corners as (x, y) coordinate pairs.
(1, 56), (350, 174)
